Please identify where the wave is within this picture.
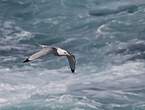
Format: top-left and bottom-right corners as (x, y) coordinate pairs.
(0, 0), (145, 109)
(0, 20), (33, 44)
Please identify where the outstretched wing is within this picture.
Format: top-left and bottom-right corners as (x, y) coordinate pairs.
(67, 54), (76, 73)
(23, 47), (53, 62)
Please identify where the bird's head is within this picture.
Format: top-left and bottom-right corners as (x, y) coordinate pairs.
(57, 48), (69, 56)
(64, 51), (69, 56)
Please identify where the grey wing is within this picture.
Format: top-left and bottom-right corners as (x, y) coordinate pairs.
(67, 55), (76, 73)
(24, 47), (53, 62)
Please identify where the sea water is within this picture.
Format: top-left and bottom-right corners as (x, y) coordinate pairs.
(0, 0), (145, 110)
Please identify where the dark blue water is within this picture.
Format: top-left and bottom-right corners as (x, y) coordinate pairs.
(0, 0), (145, 110)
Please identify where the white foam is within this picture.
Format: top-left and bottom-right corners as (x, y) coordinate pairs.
(68, 60), (145, 92)
(96, 24), (106, 34)
(96, 23), (112, 38)
(34, 82), (67, 95)
(1, 21), (34, 44)
(0, 59), (144, 107)
(0, 98), (8, 104)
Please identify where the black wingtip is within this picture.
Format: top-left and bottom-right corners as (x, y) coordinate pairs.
(23, 58), (30, 63)
(71, 69), (75, 73)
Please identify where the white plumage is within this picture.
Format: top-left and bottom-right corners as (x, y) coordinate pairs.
(23, 46), (76, 73)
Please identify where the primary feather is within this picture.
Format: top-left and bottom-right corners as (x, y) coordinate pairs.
(23, 46), (76, 73)
(29, 47), (53, 61)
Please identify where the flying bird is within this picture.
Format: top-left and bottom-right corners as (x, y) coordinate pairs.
(23, 46), (76, 73)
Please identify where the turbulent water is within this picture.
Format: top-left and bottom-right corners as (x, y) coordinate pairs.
(0, 0), (145, 110)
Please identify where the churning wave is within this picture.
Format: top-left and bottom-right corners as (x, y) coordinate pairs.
(0, 0), (145, 110)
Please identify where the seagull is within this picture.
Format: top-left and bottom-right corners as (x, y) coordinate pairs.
(23, 46), (76, 73)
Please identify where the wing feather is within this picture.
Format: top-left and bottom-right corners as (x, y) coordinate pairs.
(24, 46), (76, 73)
(67, 54), (76, 73)
(25, 47), (53, 62)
